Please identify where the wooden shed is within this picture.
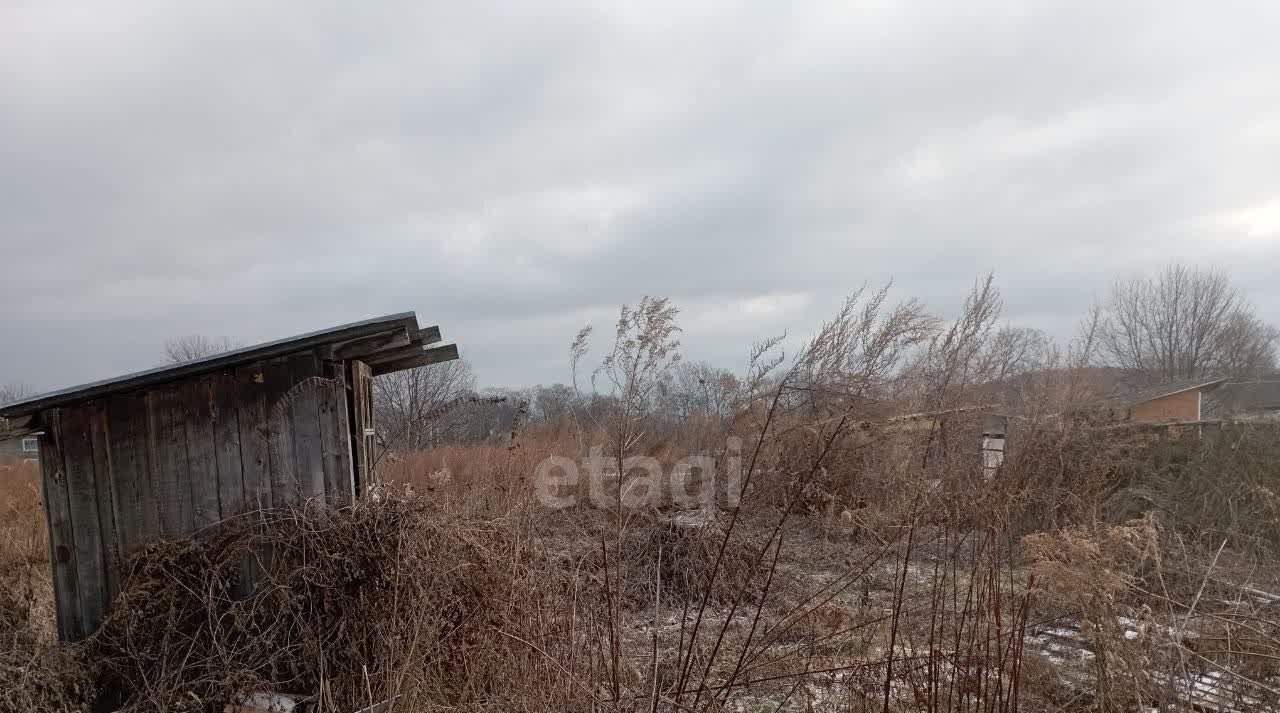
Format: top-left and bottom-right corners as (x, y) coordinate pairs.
(0, 312), (458, 642)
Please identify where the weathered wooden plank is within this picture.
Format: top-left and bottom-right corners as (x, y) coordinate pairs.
(210, 375), (245, 519)
(232, 365), (272, 599)
(370, 344), (459, 376)
(87, 401), (122, 607)
(61, 405), (108, 637)
(348, 360), (374, 495)
(330, 328), (411, 360)
(106, 392), (157, 561)
(362, 341), (427, 366)
(235, 364), (272, 512)
(336, 382), (356, 501)
(416, 325), (442, 345)
(146, 388), (193, 537)
(263, 357), (298, 507)
(38, 409), (82, 641)
(182, 379), (222, 530)
(287, 352), (325, 503)
(319, 368), (354, 505)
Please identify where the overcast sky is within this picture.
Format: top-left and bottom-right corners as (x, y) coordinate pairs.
(3, 2), (1279, 392)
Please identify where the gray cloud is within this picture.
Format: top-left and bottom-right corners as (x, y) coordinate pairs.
(2, 1), (1279, 390)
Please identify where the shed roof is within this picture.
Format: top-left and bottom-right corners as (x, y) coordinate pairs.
(0, 311), (458, 418)
(1102, 376), (1229, 410)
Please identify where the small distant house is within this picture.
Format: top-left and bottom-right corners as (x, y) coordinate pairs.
(1099, 377), (1229, 424)
(0, 312), (458, 642)
(0, 432), (40, 465)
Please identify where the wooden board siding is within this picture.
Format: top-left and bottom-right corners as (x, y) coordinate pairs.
(104, 392), (158, 568)
(87, 402), (122, 605)
(209, 375), (246, 521)
(38, 409), (80, 641)
(146, 387), (194, 538)
(287, 353), (324, 506)
(60, 405), (110, 640)
(232, 364), (276, 600)
(235, 363), (273, 512)
(319, 366), (355, 504)
(263, 357), (297, 509)
(182, 380), (222, 530)
(34, 349), (360, 640)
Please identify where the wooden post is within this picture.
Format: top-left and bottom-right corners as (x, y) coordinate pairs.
(347, 360), (375, 495)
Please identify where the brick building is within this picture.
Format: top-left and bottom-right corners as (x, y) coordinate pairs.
(1101, 377), (1228, 424)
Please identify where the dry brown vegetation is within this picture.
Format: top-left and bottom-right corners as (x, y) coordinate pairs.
(4, 276), (1280, 712)
(1, 463), (93, 712)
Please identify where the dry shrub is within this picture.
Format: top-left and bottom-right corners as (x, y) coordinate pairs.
(1001, 417), (1134, 534)
(1025, 514), (1162, 711)
(604, 513), (760, 609)
(1152, 542), (1280, 711)
(0, 637), (93, 713)
(91, 487), (580, 712)
(774, 413), (1020, 539)
(1025, 515), (1161, 602)
(1108, 422), (1280, 553)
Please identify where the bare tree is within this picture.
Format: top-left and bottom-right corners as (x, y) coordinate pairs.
(163, 335), (241, 364)
(660, 361), (741, 421)
(976, 327), (1051, 383)
(373, 358), (476, 452)
(1213, 308), (1280, 378)
(446, 387), (531, 441)
(1099, 264), (1278, 383)
(0, 383), (35, 406)
(531, 383), (580, 423)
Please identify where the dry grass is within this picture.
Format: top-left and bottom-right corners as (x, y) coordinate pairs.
(7, 416), (1280, 711)
(1, 463), (93, 713)
(378, 422), (580, 514)
(88, 488), (596, 712)
(5, 283), (1280, 712)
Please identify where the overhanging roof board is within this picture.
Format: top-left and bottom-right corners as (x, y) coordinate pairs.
(370, 344), (460, 376)
(416, 325), (442, 345)
(0, 312), (423, 419)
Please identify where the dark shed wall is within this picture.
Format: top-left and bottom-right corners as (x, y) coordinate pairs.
(38, 349), (355, 641)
